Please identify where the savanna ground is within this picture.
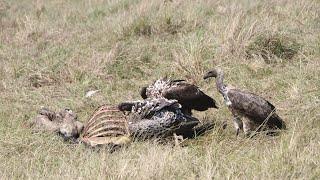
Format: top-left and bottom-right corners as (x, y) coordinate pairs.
(0, 0), (319, 179)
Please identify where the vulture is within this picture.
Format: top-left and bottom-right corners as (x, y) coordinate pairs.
(203, 68), (286, 135)
(30, 108), (84, 141)
(81, 99), (199, 146)
(140, 78), (218, 115)
(118, 98), (215, 139)
(118, 98), (200, 139)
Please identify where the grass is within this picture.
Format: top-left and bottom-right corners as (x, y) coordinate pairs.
(245, 33), (301, 63)
(0, 0), (319, 179)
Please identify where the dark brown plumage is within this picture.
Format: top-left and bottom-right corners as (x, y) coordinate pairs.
(204, 68), (286, 135)
(118, 98), (214, 139)
(140, 78), (218, 115)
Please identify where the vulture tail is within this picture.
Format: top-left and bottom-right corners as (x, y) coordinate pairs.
(267, 113), (286, 130)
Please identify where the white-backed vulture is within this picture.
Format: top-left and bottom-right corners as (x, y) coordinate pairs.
(203, 68), (286, 135)
(118, 98), (200, 138)
(140, 78), (218, 115)
(118, 97), (215, 138)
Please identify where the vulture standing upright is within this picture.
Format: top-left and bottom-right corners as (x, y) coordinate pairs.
(140, 78), (218, 115)
(203, 68), (286, 135)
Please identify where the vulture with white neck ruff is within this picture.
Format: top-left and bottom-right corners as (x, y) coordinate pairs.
(203, 68), (286, 135)
(140, 78), (218, 115)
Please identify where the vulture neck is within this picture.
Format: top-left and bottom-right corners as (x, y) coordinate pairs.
(215, 72), (232, 106)
(215, 72), (226, 94)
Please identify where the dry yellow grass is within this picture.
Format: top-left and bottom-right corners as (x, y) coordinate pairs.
(0, 0), (319, 179)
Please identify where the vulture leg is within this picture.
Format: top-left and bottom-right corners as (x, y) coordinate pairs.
(181, 108), (192, 116)
(173, 133), (184, 147)
(232, 115), (243, 136)
(242, 117), (256, 136)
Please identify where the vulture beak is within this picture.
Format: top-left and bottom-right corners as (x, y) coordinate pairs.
(203, 70), (217, 80)
(203, 73), (211, 80)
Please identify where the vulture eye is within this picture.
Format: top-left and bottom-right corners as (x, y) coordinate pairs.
(65, 108), (73, 113)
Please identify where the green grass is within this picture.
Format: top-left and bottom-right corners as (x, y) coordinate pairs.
(246, 33), (301, 63)
(0, 0), (319, 179)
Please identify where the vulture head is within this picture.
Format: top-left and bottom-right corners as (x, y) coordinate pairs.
(203, 68), (222, 79)
(58, 109), (83, 141)
(31, 108), (83, 142)
(118, 102), (135, 112)
(140, 86), (148, 99)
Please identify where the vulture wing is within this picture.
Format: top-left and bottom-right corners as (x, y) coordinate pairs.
(170, 79), (186, 83)
(163, 82), (218, 112)
(140, 80), (185, 99)
(227, 89), (286, 129)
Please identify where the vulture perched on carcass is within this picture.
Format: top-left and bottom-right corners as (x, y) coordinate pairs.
(140, 78), (218, 115)
(203, 68), (286, 136)
(81, 98), (209, 149)
(118, 98), (202, 139)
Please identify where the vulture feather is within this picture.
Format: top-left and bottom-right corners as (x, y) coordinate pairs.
(140, 78), (218, 115)
(118, 98), (216, 139)
(203, 68), (286, 135)
(30, 108), (84, 141)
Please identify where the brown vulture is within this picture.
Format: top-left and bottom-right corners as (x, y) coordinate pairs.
(140, 78), (218, 115)
(81, 99), (200, 144)
(203, 68), (286, 135)
(118, 98), (215, 139)
(30, 108), (84, 141)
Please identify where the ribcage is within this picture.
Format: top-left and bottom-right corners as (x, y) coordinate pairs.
(81, 105), (131, 147)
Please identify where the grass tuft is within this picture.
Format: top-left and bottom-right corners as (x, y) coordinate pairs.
(246, 33), (301, 63)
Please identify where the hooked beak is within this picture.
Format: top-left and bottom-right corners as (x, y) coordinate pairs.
(203, 74), (211, 80)
(118, 102), (135, 112)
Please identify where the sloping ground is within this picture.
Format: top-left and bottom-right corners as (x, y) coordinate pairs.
(0, 0), (319, 179)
